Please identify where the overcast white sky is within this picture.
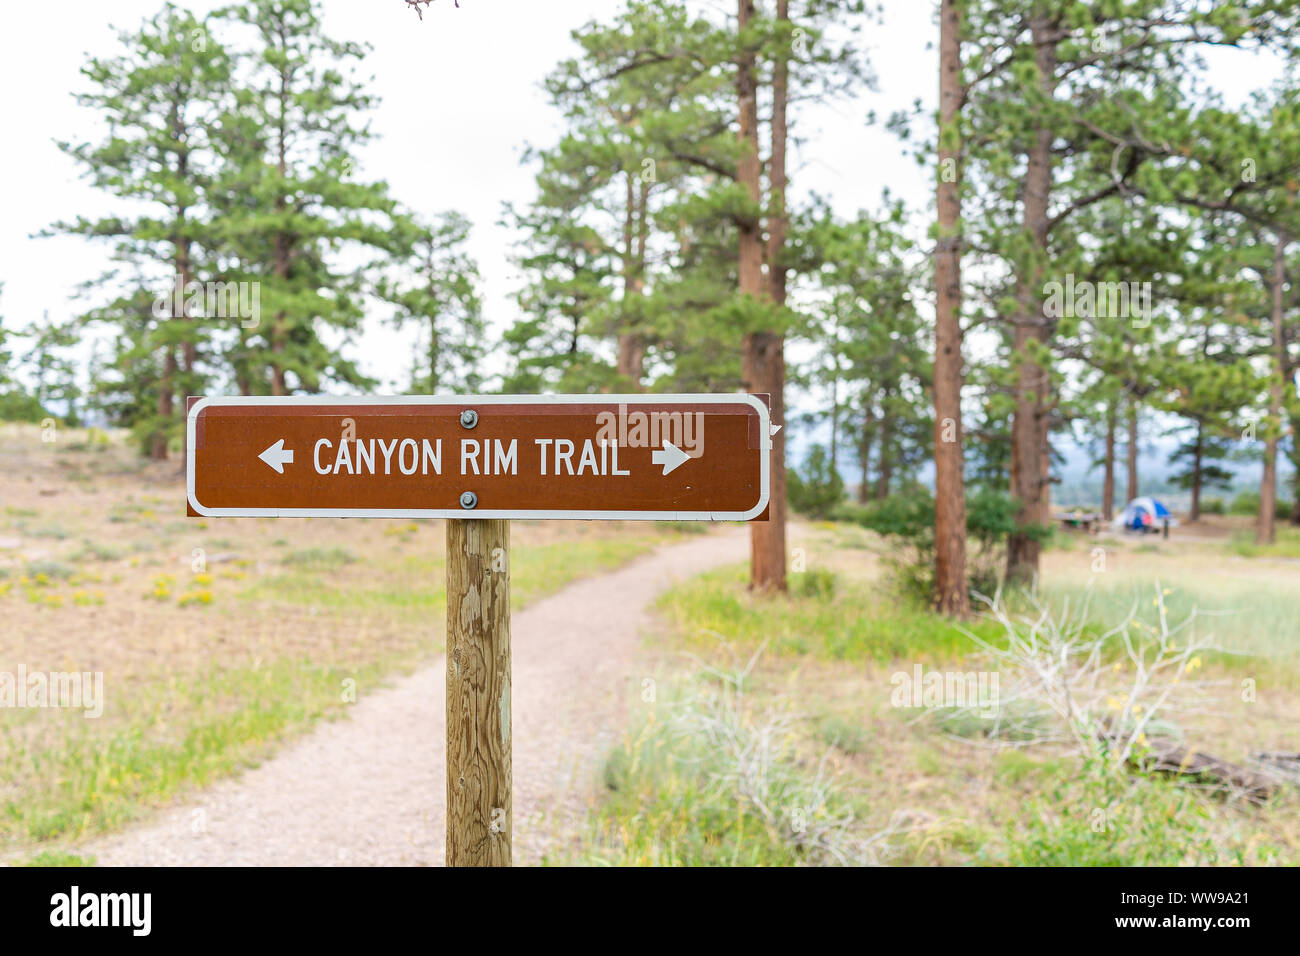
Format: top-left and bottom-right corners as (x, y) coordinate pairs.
(3, 0), (1287, 495)
(0, 0), (934, 394)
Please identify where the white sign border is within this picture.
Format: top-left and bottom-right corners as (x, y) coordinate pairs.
(186, 393), (771, 521)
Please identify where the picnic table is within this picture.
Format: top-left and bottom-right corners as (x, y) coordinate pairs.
(1055, 511), (1103, 534)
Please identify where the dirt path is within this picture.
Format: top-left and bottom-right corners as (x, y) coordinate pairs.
(81, 528), (748, 866)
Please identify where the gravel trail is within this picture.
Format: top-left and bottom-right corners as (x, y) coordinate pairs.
(82, 528), (746, 866)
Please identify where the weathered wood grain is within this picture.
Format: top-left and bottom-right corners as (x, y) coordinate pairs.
(445, 519), (511, 866)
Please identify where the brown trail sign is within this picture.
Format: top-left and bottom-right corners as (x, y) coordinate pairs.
(187, 394), (770, 520)
(186, 394), (775, 866)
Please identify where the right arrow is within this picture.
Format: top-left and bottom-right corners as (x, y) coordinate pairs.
(651, 441), (691, 476)
(258, 439), (295, 474)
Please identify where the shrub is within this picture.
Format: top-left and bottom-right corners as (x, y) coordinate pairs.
(787, 445), (845, 519)
(1200, 497), (1225, 515)
(793, 567), (836, 600)
(24, 560), (75, 581)
(72, 540), (124, 563)
(0, 391), (48, 423)
(850, 488), (1036, 604)
(817, 714), (868, 755)
(281, 547), (356, 569)
(1005, 757), (1223, 866)
(1229, 491), (1259, 515)
(1228, 490), (1292, 518)
(584, 654), (896, 866)
(829, 502), (873, 524)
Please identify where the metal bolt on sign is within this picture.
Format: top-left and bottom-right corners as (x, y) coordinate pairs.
(460, 491), (478, 510)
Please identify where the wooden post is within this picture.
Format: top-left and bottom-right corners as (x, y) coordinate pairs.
(445, 518), (511, 867)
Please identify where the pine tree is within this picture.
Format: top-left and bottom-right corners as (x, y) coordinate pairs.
(0, 288), (45, 422)
(1167, 424), (1236, 519)
(81, 282), (173, 450)
(932, 0), (968, 616)
(552, 0), (869, 590)
(211, 0), (404, 396)
(26, 314), (82, 426)
(0, 287), (10, 391)
(804, 204), (930, 504)
(502, 177), (616, 393)
(51, 4), (232, 457)
(952, 0), (1300, 580)
(379, 212), (485, 393)
(1137, 84), (1300, 542)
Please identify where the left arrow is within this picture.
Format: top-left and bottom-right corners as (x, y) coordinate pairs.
(258, 439), (294, 474)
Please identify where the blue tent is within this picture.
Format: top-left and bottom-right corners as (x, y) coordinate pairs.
(1118, 496), (1173, 532)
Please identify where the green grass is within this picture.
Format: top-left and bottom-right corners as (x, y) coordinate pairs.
(2, 531), (670, 856)
(578, 551), (1300, 867)
(23, 851), (96, 867)
(993, 750), (1067, 786)
(510, 536), (660, 606)
(3, 657), (388, 846)
(816, 714), (868, 755)
(70, 540), (125, 563)
(280, 546), (357, 568)
(24, 560), (76, 581)
(241, 567), (447, 613)
(656, 564), (1004, 663)
(566, 683), (877, 867)
(1040, 573), (1300, 667)
(1000, 760), (1238, 866)
(568, 563), (1023, 866)
(241, 535), (661, 617)
(1229, 525), (1300, 558)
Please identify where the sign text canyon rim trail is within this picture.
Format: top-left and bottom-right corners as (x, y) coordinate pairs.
(185, 394), (773, 521)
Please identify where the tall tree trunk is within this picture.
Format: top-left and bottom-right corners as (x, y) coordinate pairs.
(270, 65), (290, 397)
(428, 328), (440, 392)
(176, 234), (194, 461)
(876, 409), (892, 500)
(236, 348), (252, 397)
(152, 349), (176, 460)
(738, 0), (786, 592)
(829, 373), (839, 467)
(735, 0), (763, 333)
(932, 0), (969, 617)
(744, 335), (787, 592)
(1005, 15), (1056, 584)
(1190, 422), (1204, 522)
(270, 235), (289, 396)
(766, 0), (789, 309)
(1126, 400), (1139, 503)
(165, 94), (195, 463)
(1291, 409), (1300, 526)
(1257, 235), (1286, 545)
(616, 336), (645, 386)
(421, 244), (440, 391)
(1102, 400), (1116, 521)
(1041, 431), (1053, 516)
(617, 171), (646, 388)
(858, 416), (872, 504)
